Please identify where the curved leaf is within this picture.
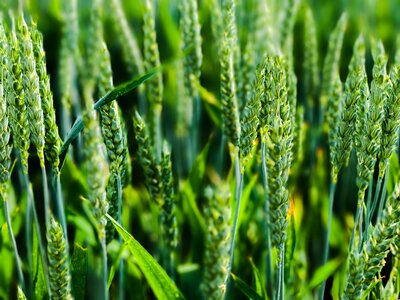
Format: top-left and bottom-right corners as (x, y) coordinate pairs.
(107, 214), (185, 300)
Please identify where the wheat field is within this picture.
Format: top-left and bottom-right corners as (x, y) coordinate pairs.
(1, 0), (400, 299)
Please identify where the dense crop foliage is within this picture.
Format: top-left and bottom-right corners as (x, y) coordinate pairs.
(1, 0), (400, 299)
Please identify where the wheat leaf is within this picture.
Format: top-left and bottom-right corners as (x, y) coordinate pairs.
(107, 214), (185, 300)
(59, 68), (158, 168)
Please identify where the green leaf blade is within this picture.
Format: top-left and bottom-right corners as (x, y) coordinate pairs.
(107, 214), (185, 300)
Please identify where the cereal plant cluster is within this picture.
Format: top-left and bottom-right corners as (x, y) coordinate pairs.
(1, 0), (400, 299)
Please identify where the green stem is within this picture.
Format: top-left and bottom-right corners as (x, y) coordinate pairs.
(41, 166), (51, 233)
(350, 189), (365, 253)
(276, 245), (285, 300)
(261, 141), (273, 298)
(225, 153), (244, 299)
(117, 174), (125, 300)
(26, 177), (50, 295)
(2, 190), (25, 292)
(55, 171), (68, 242)
(376, 170), (389, 224)
(101, 236), (109, 300)
(319, 181), (336, 300)
(368, 177), (383, 226)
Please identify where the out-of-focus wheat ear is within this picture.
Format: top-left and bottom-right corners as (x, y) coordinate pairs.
(325, 72), (343, 141)
(238, 39), (256, 110)
(5, 16), (30, 174)
(356, 39), (388, 201)
(378, 64), (400, 178)
(84, 0), (104, 94)
(83, 96), (109, 240)
(46, 216), (73, 300)
(133, 111), (163, 206)
(303, 4), (319, 102)
(251, 0), (276, 56)
(210, 0), (223, 56)
(160, 142), (178, 276)
(109, 0), (144, 76)
(17, 16), (45, 168)
(330, 35), (365, 184)
(82, 91), (109, 299)
(179, 0), (202, 101)
(220, 0), (241, 149)
(31, 24), (62, 172)
(239, 62), (262, 171)
(201, 185), (231, 300)
(321, 13), (347, 124)
(59, 0), (80, 138)
(280, 0), (300, 55)
(143, 0), (163, 158)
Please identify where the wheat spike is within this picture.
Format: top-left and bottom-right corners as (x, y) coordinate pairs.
(356, 40), (388, 200)
(263, 55), (294, 248)
(322, 13), (347, 128)
(31, 24), (62, 171)
(143, 0), (163, 156)
(83, 94), (109, 239)
(0, 23), (12, 183)
(160, 143), (178, 253)
(239, 62), (262, 170)
(220, 0), (241, 148)
(331, 35), (365, 183)
(133, 111), (163, 206)
(202, 185), (231, 300)
(5, 17), (30, 173)
(47, 216), (73, 300)
(378, 64), (400, 178)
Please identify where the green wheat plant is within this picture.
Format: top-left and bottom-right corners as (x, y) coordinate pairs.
(2, 1), (400, 300)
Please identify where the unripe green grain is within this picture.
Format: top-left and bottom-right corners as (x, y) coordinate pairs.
(378, 64), (400, 178)
(98, 43), (128, 178)
(0, 24), (12, 183)
(331, 35), (365, 183)
(220, 0), (241, 148)
(17, 16), (45, 168)
(264, 55), (294, 248)
(239, 63), (262, 170)
(202, 185), (231, 300)
(322, 13), (347, 123)
(133, 111), (163, 206)
(344, 185), (400, 298)
(96, 42), (131, 242)
(180, 0), (202, 101)
(47, 216), (73, 300)
(5, 19), (30, 173)
(31, 24), (62, 171)
(160, 143), (177, 252)
(356, 40), (388, 200)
